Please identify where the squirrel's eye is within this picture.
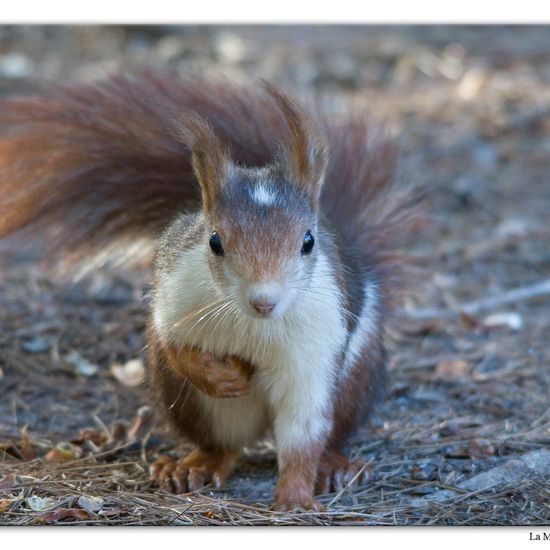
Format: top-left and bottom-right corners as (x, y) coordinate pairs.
(301, 230), (315, 255)
(209, 231), (224, 256)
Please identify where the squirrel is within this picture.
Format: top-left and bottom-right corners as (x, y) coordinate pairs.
(0, 72), (419, 511)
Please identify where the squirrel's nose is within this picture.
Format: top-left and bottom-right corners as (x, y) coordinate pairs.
(247, 282), (282, 317)
(251, 298), (276, 315)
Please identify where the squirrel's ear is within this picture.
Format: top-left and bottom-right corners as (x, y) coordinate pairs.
(174, 113), (231, 213)
(263, 82), (328, 209)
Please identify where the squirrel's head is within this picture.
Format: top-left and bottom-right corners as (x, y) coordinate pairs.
(177, 84), (328, 320)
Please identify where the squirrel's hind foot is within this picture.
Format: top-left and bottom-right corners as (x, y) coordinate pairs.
(150, 448), (239, 494)
(315, 450), (371, 495)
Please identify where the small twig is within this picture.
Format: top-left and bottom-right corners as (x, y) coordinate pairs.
(54, 461), (141, 473)
(402, 278), (550, 320)
(327, 461), (371, 507)
(49, 443), (135, 468)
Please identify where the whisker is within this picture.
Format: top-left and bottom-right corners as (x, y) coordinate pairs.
(291, 287), (361, 322)
(188, 300), (234, 334)
(165, 297), (229, 334)
(211, 302), (238, 338)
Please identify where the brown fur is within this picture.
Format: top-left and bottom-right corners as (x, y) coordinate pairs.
(0, 71), (419, 283)
(275, 444), (325, 511)
(165, 342), (254, 399)
(147, 327), (213, 449)
(151, 448), (239, 493)
(329, 332), (387, 450)
(209, 167), (317, 284)
(316, 450), (370, 495)
(262, 82), (328, 207)
(172, 112), (231, 215)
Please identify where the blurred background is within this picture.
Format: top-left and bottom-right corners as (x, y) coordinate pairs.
(0, 26), (549, 524)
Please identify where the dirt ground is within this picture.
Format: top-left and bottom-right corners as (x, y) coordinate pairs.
(0, 25), (549, 525)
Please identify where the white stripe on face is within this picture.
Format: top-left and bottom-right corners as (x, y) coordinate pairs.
(251, 183), (277, 205)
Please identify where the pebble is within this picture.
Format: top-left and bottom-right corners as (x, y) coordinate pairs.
(65, 350), (99, 377)
(483, 312), (523, 331)
(22, 337), (51, 354)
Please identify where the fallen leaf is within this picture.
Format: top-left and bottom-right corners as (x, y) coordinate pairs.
(400, 320), (443, 336)
(34, 508), (92, 524)
(45, 442), (81, 461)
(0, 498), (14, 513)
(0, 474), (18, 491)
(74, 428), (109, 447)
(111, 359), (145, 387)
(469, 438), (496, 459)
(435, 359), (471, 380)
(45, 449), (72, 461)
(27, 495), (56, 511)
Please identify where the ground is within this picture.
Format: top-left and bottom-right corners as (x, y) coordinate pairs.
(0, 25), (549, 525)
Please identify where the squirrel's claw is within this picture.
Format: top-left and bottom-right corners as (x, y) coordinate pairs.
(150, 448), (239, 494)
(315, 451), (371, 495)
(274, 497), (326, 513)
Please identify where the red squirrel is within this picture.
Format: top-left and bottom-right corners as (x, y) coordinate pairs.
(0, 72), (418, 511)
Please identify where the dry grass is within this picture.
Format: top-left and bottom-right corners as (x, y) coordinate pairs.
(2, 387), (550, 526)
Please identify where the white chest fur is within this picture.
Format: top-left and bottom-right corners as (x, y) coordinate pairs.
(152, 246), (347, 450)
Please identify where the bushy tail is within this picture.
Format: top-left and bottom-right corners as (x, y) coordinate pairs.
(0, 72), (419, 282)
(0, 73), (202, 266)
(322, 117), (421, 303)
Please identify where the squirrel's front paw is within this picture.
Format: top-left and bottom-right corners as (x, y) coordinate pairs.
(274, 495), (325, 512)
(196, 352), (253, 398)
(274, 482), (326, 512)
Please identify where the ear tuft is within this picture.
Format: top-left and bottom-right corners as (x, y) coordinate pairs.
(173, 112), (231, 213)
(262, 81), (328, 207)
